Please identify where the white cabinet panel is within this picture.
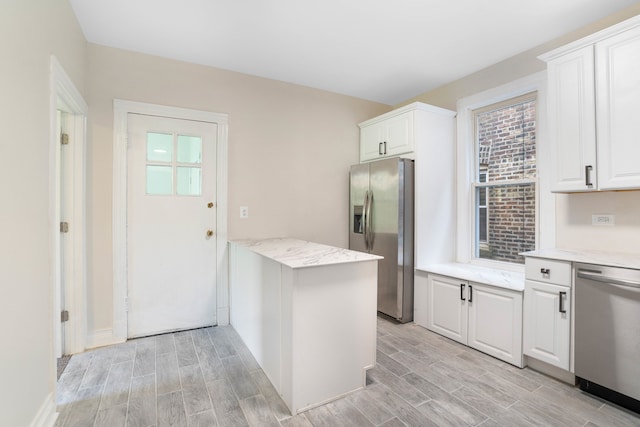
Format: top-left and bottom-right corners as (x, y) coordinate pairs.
(596, 26), (640, 190)
(360, 122), (385, 162)
(547, 46), (597, 192)
(468, 283), (523, 367)
(427, 274), (467, 344)
(523, 280), (571, 370)
(360, 111), (413, 162)
(384, 111), (413, 157)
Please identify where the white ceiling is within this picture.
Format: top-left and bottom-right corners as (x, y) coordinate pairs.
(69, 0), (637, 105)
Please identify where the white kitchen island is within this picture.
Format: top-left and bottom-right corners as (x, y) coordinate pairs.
(228, 238), (381, 414)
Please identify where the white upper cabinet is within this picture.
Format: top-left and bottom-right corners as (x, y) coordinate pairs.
(359, 102), (454, 163)
(541, 16), (640, 192)
(547, 46), (597, 192)
(360, 110), (414, 162)
(596, 27), (640, 190)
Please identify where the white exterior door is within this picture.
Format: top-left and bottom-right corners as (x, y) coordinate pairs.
(127, 113), (217, 338)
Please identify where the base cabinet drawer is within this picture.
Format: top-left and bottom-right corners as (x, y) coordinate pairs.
(523, 279), (571, 370)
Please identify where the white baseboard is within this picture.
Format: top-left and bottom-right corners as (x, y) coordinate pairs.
(29, 393), (57, 427)
(86, 328), (124, 349)
(217, 306), (230, 326)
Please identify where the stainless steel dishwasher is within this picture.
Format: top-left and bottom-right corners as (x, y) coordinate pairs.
(575, 263), (640, 413)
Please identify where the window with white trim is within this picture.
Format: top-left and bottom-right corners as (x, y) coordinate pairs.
(472, 93), (537, 264)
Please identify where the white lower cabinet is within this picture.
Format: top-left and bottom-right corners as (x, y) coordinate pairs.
(427, 274), (523, 367)
(523, 258), (571, 371)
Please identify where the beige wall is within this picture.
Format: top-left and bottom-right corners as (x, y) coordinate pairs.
(85, 44), (389, 334)
(0, 1), (86, 425)
(408, 4), (640, 255)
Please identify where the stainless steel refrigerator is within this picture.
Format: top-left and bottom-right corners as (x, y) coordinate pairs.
(349, 158), (414, 323)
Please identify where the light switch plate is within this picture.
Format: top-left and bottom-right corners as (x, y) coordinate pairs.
(592, 214), (615, 226)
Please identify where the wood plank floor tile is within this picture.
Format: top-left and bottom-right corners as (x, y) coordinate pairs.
(220, 355), (260, 400)
(156, 352), (181, 396)
(205, 377), (249, 426)
(157, 391), (187, 427)
(127, 373), (156, 427)
(63, 385), (103, 427)
(208, 326), (237, 358)
(174, 331), (199, 367)
(100, 360), (133, 409)
(239, 395), (280, 427)
(155, 333), (176, 355)
(187, 410), (218, 427)
(179, 364), (212, 415)
(132, 337), (156, 378)
(95, 404), (127, 427)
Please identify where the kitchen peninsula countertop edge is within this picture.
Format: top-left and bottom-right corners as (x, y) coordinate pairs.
(229, 238), (382, 269)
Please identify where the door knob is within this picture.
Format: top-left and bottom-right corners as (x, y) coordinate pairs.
(207, 202), (214, 208)
(206, 229), (214, 238)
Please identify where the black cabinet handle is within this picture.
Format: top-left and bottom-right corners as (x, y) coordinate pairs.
(383, 141), (387, 155)
(469, 285), (473, 303)
(585, 165), (593, 187)
(460, 284), (466, 301)
(559, 291), (567, 313)
(540, 268), (550, 275)
(379, 142), (383, 155)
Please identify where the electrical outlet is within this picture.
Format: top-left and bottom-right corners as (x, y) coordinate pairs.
(592, 214), (615, 226)
(240, 206), (249, 219)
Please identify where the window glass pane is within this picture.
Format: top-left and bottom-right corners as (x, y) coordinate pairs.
(177, 166), (202, 196)
(476, 99), (536, 182)
(147, 132), (173, 162)
(177, 135), (202, 164)
(146, 165), (173, 195)
(477, 183), (536, 264)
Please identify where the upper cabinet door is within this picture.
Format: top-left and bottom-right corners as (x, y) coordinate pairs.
(548, 46), (597, 192)
(383, 111), (414, 157)
(360, 122), (386, 162)
(596, 26), (640, 190)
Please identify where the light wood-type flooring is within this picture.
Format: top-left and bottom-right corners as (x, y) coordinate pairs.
(54, 317), (640, 426)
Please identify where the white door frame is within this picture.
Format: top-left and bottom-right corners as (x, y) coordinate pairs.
(49, 56), (88, 357)
(112, 100), (229, 343)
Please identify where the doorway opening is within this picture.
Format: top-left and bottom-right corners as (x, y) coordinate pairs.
(50, 57), (88, 379)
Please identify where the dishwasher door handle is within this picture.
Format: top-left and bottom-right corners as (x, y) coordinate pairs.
(577, 270), (640, 289)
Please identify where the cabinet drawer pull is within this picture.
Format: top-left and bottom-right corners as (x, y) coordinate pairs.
(469, 285), (473, 303)
(460, 283), (466, 301)
(379, 142), (383, 155)
(559, 291), (567, 313)
(540, 268), (550, 275)
(383, 141), (387, 155)
(585, 165), (593, 187)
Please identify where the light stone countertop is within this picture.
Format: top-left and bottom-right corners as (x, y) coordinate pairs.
(416, 263), (525, 291)
(229, 238), (382, 269)
(521, 248), (640, 270)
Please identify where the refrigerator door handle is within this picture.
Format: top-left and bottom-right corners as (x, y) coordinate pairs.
(366, 190), (374, 251)
(363, 190), (370, 251)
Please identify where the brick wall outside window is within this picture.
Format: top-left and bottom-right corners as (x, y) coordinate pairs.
(476, 99), (536, 264)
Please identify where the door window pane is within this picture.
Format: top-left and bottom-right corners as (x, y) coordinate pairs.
(147, 132), (173, 162)
(177, 135), (202, 164)
(176, 166), (202, 196)
(146, 165), (173, 195)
